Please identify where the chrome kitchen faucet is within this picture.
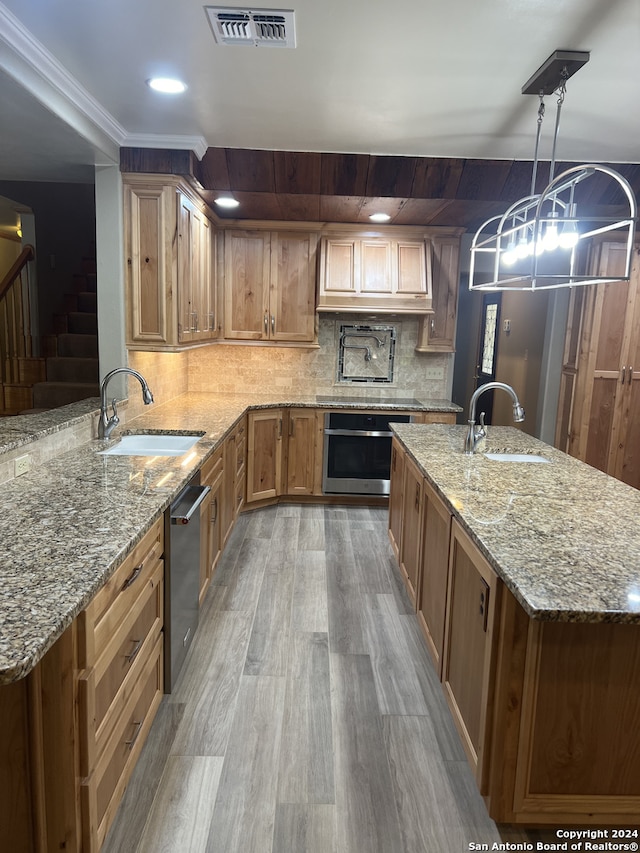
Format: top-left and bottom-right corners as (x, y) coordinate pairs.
(464, 381), (525, 454)
(98, 367), (154, 439)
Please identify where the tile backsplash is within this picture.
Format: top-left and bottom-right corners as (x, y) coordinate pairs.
(183, 316), (451, 399)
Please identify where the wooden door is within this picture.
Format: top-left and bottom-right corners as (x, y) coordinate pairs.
(388, 438), (405, 561)
(320, 237), (357, 296)
(396, 239), (428, 295)
(417, 479), (452, 675)
(190, 208), (214, 342)
(270, 232), (318, 342)
(285, 409), (318, 495)
(246, 409), (283, 502)
(399, 455), (423, 606)
(224, 230), (270, 340)
(442, 520), (501, 787)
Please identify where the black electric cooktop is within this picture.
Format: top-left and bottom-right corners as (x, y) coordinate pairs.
(315, 395), (423, 406)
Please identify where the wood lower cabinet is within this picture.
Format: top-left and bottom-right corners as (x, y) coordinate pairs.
(200, 444), (224, 604)
(398, 454), (423, 604)
(417, 479), (452, 676)
(78, 517), (164, 850)
(388, 438), (405, 561)
(441, 520), (501, 789)
(221, 418), (246, 544)
(246, 408), (323, 503)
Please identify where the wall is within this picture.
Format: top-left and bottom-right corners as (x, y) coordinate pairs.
(184, 316), (451, 399)
(126, 351), (189, 419)
(0, 181), (95, 336)
(0, 235), (20, 275)
(492, 291), (549, 435)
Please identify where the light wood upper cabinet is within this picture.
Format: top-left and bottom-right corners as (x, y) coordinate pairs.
(556, 239), (640, 489)
(415, 234), (462, 352)
(224, 229), (318, 343)
(124, 175), (217, 350)
(318, 230), (433, 313)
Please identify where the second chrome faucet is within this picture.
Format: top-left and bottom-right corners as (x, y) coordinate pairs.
(464, 381), (525, 455)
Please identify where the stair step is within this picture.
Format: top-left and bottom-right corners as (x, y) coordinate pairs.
(41, 336), (58, 358)
(57, 334), (98, 359)
(68, 312), (97, 335)
(53, 314), (68, 334)
(2, 384), (33, 413)
(46, 357), (99, 383)
(72, 273), (97, 293)
(32, 381), (99, 409)
(18, 357), (46, 385)
(77, 291), (97, 313)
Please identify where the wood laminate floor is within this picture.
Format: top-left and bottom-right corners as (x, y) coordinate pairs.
(104, 505), (557, 853)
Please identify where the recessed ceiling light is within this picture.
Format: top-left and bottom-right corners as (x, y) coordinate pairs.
(147, 77), (187, 94)
(369, 212), (391, 222)
(214, 196), (240, 209)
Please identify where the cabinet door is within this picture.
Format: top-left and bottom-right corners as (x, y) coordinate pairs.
(221, 433), (237, 547)
(442, 519), (501, 787)
(190, 208), (215, 343)
(415, 236), (460, 352)
(125, 183), (173, 346)
(270, 232), (317, 342)
(247, 409), (284, 502)
(285, 409), (318, 495)
(417, 479), (452, 675)
(177, 194), (195, 344)
(224, 230), (270, 340)
(361, 239), (392, 294)
(200, 471), (223, 604)
(399, 455), (423, 606)
(320, 237), (357, 296)
(388, 438), (405, 561)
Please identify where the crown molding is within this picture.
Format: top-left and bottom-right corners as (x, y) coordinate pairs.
(123, 134), (209, 160)
(0, 2), (126, 160)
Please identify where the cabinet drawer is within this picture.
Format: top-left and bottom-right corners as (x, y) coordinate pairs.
(90, 519), (163, 658)
(93, 632), (163, 847)
(201, 443), (223, 485)
(94, 558), (163, 748)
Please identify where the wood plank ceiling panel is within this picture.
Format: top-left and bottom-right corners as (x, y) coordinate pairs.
(273, 151), (322, 194)
(391, 198), (455, 225)
(411, 158), (465, 199)
(456, 159), (512, 201)
(320, 153), (370, 196)
(365, 156), (417, 197)
(275, 193), (322, 221)
(195, 147), (231, 190)
(226, 148), (276, 192)
(319, 196), (366, 222)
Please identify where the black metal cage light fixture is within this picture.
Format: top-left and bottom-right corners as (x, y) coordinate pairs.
(469, 50), (637, 292)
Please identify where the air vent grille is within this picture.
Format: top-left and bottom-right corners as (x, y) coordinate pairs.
(205, 7), (296, 48)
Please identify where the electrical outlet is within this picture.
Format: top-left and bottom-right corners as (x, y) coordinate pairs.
(14, 454), (31, 477)
(425, 366), (445, 381)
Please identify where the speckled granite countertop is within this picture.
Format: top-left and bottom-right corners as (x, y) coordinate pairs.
(392, 423), (640, 624)
(0, 391), (459, 685)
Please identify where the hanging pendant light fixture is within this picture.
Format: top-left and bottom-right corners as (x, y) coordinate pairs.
(469, 50), (637, 292)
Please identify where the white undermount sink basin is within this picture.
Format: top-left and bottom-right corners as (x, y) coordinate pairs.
(99, 434), (201, 456)
(484, 452), (550, 464)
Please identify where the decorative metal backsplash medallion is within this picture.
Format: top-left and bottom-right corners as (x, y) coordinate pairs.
(337, 324), (396, 383)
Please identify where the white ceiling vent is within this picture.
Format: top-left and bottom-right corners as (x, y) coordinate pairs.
(205, 7), (296, 48)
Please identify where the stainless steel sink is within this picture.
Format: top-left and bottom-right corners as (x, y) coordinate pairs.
(99, 434), (201, 456)
(484, 452), (550, 464)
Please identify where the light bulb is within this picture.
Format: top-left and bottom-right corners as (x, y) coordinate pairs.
(558, 204), (579, 249)
(543, 211), (560, 252)
(502, 238), (518, 266)
(515, 235), (531, 260)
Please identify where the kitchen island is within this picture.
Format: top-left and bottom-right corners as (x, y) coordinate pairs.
(390, 423), (640, 826)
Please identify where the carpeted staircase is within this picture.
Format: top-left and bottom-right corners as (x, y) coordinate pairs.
(32, 267), (100, 410)
(1, 259), (100, 414)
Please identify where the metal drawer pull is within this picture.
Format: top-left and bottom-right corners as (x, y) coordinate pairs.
(211, 497), (218, 524)
(629, 366), (634, 385)
(122, 564), (143, 590)
(124, 639), (143, 664)
(125, 720), (143, 750)
(622, 366), (626, 384)
(271, 314), (275, 333)
(264, 313), (268, 335)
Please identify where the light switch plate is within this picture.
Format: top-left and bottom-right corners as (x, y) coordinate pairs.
(425, 366), (445, 380)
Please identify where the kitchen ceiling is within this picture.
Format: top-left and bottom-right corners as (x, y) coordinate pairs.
(0, 0), (638, 228)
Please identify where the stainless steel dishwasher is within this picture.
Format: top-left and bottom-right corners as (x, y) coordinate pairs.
(164, 473), (210, 692)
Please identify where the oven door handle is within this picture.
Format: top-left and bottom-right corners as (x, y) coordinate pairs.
(324, 428), (393, 438)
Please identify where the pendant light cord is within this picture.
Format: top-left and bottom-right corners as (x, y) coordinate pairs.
(530, 92), (545, 196)
(549, 68), (568, 184)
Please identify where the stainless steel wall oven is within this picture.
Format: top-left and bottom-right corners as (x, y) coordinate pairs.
(322, 410), (412, 496)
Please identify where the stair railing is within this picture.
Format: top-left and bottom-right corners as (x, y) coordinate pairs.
(0, 244), (35, 385)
